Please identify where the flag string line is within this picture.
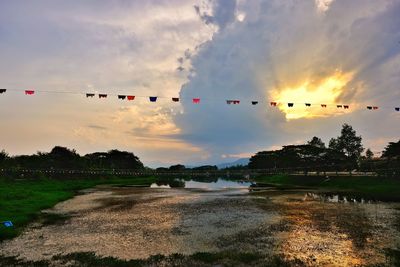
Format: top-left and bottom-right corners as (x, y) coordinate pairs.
(0, 88), (399, 111)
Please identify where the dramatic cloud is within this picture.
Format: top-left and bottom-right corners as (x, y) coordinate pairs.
(0, 0), (399, 166)
(175, 0), (400, 162)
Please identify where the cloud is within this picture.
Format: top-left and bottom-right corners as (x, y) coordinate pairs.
(174, 0), (400, 163)
(1, 0), (399, 166)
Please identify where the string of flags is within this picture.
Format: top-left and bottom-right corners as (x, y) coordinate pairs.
(0, 88), (399, 112)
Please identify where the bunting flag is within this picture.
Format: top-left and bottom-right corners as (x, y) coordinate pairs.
(1, 87), (399, 113)
(2, 221), (13, 227)
(25, 90), (35, 95)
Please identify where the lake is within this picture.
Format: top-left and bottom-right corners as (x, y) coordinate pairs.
(1, 178), (399, 266)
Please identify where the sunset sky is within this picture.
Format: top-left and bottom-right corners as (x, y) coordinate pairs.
(0, 0), (399, 167)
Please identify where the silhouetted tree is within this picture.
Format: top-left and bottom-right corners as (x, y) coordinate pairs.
(365, 148), (374, 160)
(382, 140), (400, 158)
(329, 123), (364, 169)
(169, 164), (186, 171)
(308, 136), (326, 148)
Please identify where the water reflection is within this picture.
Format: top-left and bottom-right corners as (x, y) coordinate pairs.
(150, 178), (253, 190)
(304, 192), (380, 204)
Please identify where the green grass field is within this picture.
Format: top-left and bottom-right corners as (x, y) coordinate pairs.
(254, 174), (400, 198)
(0, 176), (156, 241)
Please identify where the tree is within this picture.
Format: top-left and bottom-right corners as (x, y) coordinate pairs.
(382, 140), (400, 158)
(169, 164), (186, 171)
(308, 136), (326, 148)
(0, 150), (8, 167)
(329, 123), (364, 168)
(85, 150), (144, 170)
(365, 148), (374, 160)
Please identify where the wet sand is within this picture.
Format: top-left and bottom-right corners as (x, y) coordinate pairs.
(1, 186), (399, 266)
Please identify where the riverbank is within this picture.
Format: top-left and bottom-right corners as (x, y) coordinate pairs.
(0, 176), (156, 241)
(254, 175), (400, 200)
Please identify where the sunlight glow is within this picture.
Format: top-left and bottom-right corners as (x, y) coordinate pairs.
(271, 71), (354, 120)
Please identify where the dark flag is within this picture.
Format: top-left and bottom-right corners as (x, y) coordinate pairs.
(86, 93), (95, 98)
(118, 95), (126, 100)
(149, 96), (157, 102)
(0, 89), (6, 94)
(25, 90), (35, 95)
(99, 94), (107, 98)
(172, 97), (179, 102)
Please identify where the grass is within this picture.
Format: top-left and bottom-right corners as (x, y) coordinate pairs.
(0, 176), (156, 241)
(253, 174), (400, 199)
(1, 251), (301, 267)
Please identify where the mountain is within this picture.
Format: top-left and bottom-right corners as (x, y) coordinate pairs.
(217, 158), (250, 169)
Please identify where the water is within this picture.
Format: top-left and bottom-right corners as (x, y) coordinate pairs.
(150, 178), (253, 190)
(1, 181), (399, 266)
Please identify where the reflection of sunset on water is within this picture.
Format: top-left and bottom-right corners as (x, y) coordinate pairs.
(274, 193), (398, 266)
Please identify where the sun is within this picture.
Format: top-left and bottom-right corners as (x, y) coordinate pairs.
(270, 71), (354, 120)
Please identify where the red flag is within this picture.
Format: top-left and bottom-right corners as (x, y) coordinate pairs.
(25, 90), (35, 95)
(321, 104), (327, 108)
(373, 106), (379, 110)
(192, 98), (200, 104)
(270, 102), (277, 107)
(233, 100), (240, 104)
(127, 95), (135, 101)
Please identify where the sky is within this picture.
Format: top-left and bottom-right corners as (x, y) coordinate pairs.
(0, 0), (399, 167)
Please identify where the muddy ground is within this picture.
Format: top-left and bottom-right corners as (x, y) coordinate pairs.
(1, 186), (400, 266)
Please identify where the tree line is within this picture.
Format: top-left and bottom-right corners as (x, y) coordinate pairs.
(0, 146), (144, 171)
(248, 123), (400, 176)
